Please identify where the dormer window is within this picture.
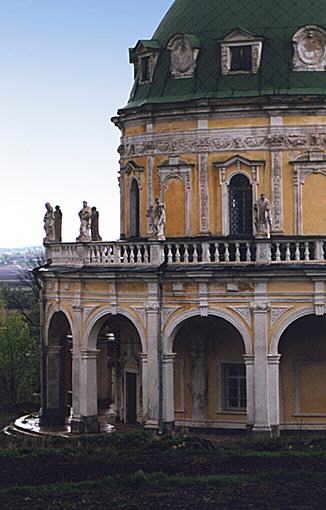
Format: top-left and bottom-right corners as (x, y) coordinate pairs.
(292, 25), (326, 71)
(220, 29), (263, 75)
(230, 46), (252, 72)
(140, 55), (151, 82)
(129, 40), (160, 84)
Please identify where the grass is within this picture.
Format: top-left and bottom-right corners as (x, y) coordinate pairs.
(2, 418), (326, 508)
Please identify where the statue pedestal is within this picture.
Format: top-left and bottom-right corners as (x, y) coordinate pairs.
(255, 237), (271, 263)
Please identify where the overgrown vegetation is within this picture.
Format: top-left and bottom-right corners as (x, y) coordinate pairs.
(1, 431), (326, 508)
(0, 260), (42, 407)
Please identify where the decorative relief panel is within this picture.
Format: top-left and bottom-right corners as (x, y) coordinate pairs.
(198, 153), (209, 233)
(271, 151), (283, 232)
(119, 126), (326, 158)
(293, 26), (326, 71)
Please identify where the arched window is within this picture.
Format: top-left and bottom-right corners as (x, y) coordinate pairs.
(130, 179), (140, 237)
(229, 174), (253, 236)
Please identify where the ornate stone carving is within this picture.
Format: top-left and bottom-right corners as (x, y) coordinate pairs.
(120, 126), (326, 158)
(167, 34), (200, 79)
(293, 26), (326, 71)
(271, 152), (283, 232)
(198, 153), (209, 233)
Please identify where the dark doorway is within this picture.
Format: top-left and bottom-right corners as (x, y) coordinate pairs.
(126, 372), (137, 423)
(229, 174), (253, 236)
(130, 179), (140, 237)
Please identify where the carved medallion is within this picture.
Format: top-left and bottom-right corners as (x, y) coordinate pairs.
(167, 34), (199, 79)
(293, 26), (326, 71)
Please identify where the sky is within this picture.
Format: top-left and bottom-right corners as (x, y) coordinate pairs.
(0, 0), (172, 248)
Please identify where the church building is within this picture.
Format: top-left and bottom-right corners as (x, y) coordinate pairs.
(41, 0), (326, 436)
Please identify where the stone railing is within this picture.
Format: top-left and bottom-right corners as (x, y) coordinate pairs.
(45, 238), (326, 267)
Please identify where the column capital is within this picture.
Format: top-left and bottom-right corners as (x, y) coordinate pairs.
(138, 353), (148, 363)
(243, 354), (255, 365)
(80, 349), (100, 360)
(162, 353), (177, 364)
(250, 302), (270, 314)
(267, 354), (282, 365)
(47, 345), (62, 355)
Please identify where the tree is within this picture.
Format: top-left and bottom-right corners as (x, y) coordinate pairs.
(0, 312), (39, 405)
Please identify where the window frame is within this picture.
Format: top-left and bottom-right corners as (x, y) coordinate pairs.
(222, 362), (247, 412)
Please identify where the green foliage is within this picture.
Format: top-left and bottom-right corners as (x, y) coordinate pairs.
(0, 312), (39, 405)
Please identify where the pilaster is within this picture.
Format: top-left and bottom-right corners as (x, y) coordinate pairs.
(243, 354), (255, 429)
(267, 354), (282, 437)
(162, 353), (176, 428)
(145, 282), (160, 429)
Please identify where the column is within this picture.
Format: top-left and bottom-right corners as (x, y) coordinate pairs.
(162, 353), (176, 430)
(145, 303), (160, 429)
(243, 354), (255, 430)
(138, 353), (148, 423)
(69, 348), (81, 431)
(41, 345), (65, 427)
(191, 342), (207, 422)
(79, 349), (100, 432)
(252, 300), (271, 435)
(268, 354), (282, 437)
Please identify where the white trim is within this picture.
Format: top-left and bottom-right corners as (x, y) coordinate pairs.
(270, 306), (314, 355)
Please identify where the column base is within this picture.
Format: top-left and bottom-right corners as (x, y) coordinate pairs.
(251, 425), (272, 439)
(144, 419), (159, 430)
(39, 408), (65, 428)
(70, 415), (100, 434)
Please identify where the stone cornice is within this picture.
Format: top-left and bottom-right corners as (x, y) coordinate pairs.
(120, 125), (326, 158)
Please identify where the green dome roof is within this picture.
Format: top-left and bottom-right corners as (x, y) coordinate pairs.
(126, 0), (326, 109)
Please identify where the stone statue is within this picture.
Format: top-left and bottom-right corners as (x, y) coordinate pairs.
(91, 206), (102, 241)
(76, 201), (92, 242)
(254, 193), (272, 238)
(54, 205), (62, 242)
(43, 202), (55, 243)
(153, 198), (166, 241)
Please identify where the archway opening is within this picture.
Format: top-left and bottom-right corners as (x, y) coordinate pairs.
(42, 311), (72, 427)
(130, 179), (140, 238)
(279, 314), (326, 425)
(173, 316), (246, 427)
(96, 314), (143, 424)
(229, 174), (253, 237)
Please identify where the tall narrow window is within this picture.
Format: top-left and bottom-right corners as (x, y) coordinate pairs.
(130, 179), (140, 237)
(223, 363), (246, 411)
(229, 174), (253, 237)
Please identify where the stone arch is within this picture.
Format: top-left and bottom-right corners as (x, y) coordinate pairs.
(85, 307), (146, 352)
(270, 306), (314, 355)
(163, 308), (252, 355)
(46, 309), (73, 346)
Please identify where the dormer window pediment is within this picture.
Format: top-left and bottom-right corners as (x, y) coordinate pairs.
(129, 40), (160, 84)
(220, 28), (263, 75)
(167, 33), (201, 79)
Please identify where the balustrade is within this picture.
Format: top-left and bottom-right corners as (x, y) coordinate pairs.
(45, 238), (326, 267)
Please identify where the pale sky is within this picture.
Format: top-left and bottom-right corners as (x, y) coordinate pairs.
(0, 1), (172, 247)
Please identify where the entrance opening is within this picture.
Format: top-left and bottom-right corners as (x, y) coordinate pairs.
(43, 311), (72, 427)
(96, 314), (142, 424)
(173, 316), (246, 427)
(279, 315), (326, 425)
